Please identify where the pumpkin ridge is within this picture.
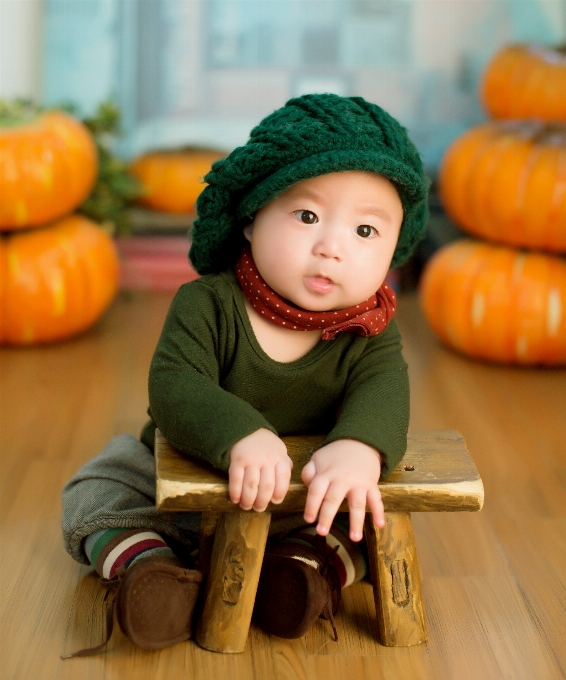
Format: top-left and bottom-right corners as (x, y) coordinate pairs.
(469, 131), (516, 242)
(545, 259), (566, 363)
(547, 149), (566, 250)
(512, 58), (541, 118)
(440, 125), (497, 233)
(513, 141), (545, 247)
(449, 242), (488, 355)
(420, 240), (566, 366)
(481, 44), (566, 121)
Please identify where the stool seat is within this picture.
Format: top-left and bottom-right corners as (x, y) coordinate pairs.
(155, 429), (483, 653)
(156, 430), (483, 513)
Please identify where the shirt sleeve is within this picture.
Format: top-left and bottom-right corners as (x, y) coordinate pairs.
(323, 320), (410, 479)
(147, 279), (277, 471)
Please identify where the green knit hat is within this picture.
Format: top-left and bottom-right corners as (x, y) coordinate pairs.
(190, 93), (428, 274)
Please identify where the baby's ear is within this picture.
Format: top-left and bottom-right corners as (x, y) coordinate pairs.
(243, 223), (254, 242)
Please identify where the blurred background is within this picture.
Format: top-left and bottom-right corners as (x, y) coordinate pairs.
(2, 0), (565, 167)
(1, 0), (566, 361)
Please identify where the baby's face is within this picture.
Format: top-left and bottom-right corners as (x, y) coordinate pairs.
(243, 171), (403, 312)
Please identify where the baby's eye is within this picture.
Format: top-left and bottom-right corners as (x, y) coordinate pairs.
(356, 224), (378, 238)
(294, 210), (318, 224)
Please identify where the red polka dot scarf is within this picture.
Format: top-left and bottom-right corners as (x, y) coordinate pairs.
(235, 245), (397, 341)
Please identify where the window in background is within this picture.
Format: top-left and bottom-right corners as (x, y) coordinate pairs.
(43, 0), (565, 169)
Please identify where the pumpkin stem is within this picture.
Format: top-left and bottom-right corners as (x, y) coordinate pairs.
(535, 124), (566, 146)
(497, 120), (566, 145)
(528, 44), (566, 63)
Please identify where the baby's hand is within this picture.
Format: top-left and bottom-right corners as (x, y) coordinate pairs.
(301, 439), (384, 541)
(229, 428), (293, 512)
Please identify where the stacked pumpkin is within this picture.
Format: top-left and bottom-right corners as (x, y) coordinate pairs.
(420, 44), (566, 365)
(118, 149), (226, 292)
(128, 149), (226, 215)
(0, 109), (119, 345)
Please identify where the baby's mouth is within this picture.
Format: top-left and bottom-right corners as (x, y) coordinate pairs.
(305, 275), (335, 293)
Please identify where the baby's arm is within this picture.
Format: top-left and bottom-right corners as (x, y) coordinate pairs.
(298, 321), (409, 540)
(229, 428), (293, 511)
(148, 281), (281, 472)
(301, 439), (384, 541)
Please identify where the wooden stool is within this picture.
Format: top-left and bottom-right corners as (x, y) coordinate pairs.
(155, 430), (483, 653)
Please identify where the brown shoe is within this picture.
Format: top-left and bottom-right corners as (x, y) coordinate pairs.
(116, 556), (204, 649)
(253, 534), (341, 640)
(63, 556), (204, 657)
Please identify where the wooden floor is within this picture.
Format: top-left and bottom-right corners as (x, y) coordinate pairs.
(2, 291), (565, 680)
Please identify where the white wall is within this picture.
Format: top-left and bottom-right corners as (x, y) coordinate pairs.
(0, 0), (44, 100)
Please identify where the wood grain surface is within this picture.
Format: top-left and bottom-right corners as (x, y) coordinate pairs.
(156, 430), (484, 513)
(196, 510), (271, 653)
(365, 512), (427, 647)
(2, 290), (565, 680)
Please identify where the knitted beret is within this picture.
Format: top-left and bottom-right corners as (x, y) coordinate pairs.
(190, 93), (428, 274)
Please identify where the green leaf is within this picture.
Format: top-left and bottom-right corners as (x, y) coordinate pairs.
(77, 100), (142, 235)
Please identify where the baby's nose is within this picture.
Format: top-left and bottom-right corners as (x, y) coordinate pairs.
(313, 229), (343, 259)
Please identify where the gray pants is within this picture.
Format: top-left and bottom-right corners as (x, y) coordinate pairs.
(61, 435), (202, 565)
(62, 435), (308, 566)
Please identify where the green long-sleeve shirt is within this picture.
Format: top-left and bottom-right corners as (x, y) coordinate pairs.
(142, 268), (409, 479)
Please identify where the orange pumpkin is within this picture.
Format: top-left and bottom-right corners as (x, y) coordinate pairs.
(0, 111), (98, 230)
(439, 121), (566, 253)
(0, 215), (119, 345)
(481, 44), (566, 122)
(129, 149), (225, 214)
(419, 239), (566, 366)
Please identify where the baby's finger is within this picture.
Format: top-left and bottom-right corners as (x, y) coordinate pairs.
(272, 459), (292, 504)
(253, 466), (275, 512)
(228, 464), (245, 504)
(347, 489), (368, 541)
(367, 486), (385, 529)
(301, 459), (316, 485)
(303, 476), (330, 525)
(239, 466), (260, 511)
(314, 485), (345, 536)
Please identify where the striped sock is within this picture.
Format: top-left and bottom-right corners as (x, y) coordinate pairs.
(286, 519), (368, 588)
(84, 528), (177, 579)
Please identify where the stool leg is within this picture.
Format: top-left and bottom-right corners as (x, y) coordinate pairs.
(198, 511), (220, 574)
(364, 511), (427, 646)
(196, 509), (271, 653)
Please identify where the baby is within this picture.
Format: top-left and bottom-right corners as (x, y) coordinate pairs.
(62, 93), (428, 653)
